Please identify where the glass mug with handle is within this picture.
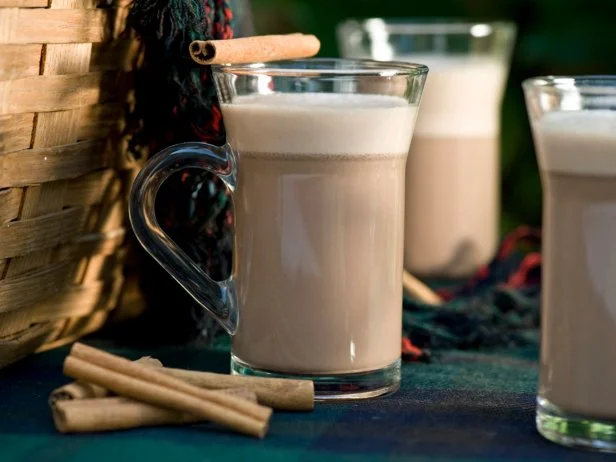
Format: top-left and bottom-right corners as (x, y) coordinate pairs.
(129, 59), (428, 399)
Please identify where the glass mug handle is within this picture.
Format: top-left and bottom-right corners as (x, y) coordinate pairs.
(129, 142), (239, 335)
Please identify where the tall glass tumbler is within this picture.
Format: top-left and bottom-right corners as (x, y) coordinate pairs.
(338, 19), (516, 277)
(525, 76), (616, 451)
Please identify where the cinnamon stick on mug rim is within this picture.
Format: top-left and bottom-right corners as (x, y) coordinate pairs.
(64, 343), (271, 438)
(189, 33), (320, 65)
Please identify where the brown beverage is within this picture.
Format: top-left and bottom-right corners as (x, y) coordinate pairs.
(535, 110), (616, 419)
(405, 136), (498, 276)
(402, 56), (507, 277)
(221, 93), (417, 374)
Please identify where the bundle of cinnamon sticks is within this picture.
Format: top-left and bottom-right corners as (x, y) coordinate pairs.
(50, 343), (314, 438)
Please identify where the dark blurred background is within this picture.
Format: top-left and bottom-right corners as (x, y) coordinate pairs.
(247, 0), (616, 232)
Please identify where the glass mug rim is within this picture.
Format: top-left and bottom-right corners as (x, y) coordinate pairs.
(523, 75), (616, 93)
(337, 18), (516, 36)
(212, 58), (429, 78)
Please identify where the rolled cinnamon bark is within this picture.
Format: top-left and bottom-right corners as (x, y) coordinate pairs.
(69, 343), (271, 422)
(50, 356), (162, 405)
(64, 344), (272, 438)
(158, 367), (314, 411)
(64, 356), (267, 438)
(189, 34), (320, 65)
(53, 398), (200, 433)
(52, 390), (258, 434)
(402, 270), (443, 305)
(49, 381), (107, 404)
(52, 352), (313, 411)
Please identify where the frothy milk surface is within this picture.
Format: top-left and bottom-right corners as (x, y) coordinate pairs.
(221, 92), (413, 374)
(534, 110), (616, 175)
(222, 92), (416, 155)
(402, 56), (507, 137)
(537, 109), (616, 419)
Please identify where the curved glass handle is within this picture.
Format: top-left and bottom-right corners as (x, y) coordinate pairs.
(129, 142), (239, 335)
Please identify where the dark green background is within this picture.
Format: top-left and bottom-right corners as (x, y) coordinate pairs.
(249, 0), (616, 232)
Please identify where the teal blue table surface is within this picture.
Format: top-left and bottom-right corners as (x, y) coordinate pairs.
(0, 340), (612, 462)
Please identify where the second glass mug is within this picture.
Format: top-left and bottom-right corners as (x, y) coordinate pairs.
(338, 19), (516, 277)
(129, 59), (428, 399)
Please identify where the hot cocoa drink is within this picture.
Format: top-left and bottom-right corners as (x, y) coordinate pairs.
(131, 58), (427, 399)
(534, 110), (616, 419)
(403, 56), (507, 276)
(338, 19), (514, 277)
(222, 93), (417, 374)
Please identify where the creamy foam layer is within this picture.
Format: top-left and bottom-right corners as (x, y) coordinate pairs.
(398, 55), (507, 137)
(534, 110), (616, 176)
(221, 93), (417, 155)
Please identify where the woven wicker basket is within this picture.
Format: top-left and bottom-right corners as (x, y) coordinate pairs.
(0, 0), (144, 368)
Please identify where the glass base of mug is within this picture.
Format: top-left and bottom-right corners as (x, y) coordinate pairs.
(231, 355), (401, 401)
(537, 396), (616, 452)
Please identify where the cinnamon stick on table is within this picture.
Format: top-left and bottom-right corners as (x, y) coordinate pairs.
(52, 389), (258, 434)
(53, 398), (201, 433)
(54, 354), (314, 411)
(189, 34), (320, 65)
(63, 343), (272, 438)
(50, 356), (162, 405)
(158, 367), (314, 411)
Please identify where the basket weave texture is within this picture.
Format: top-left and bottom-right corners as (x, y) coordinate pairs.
(0, 0), (144, 368)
